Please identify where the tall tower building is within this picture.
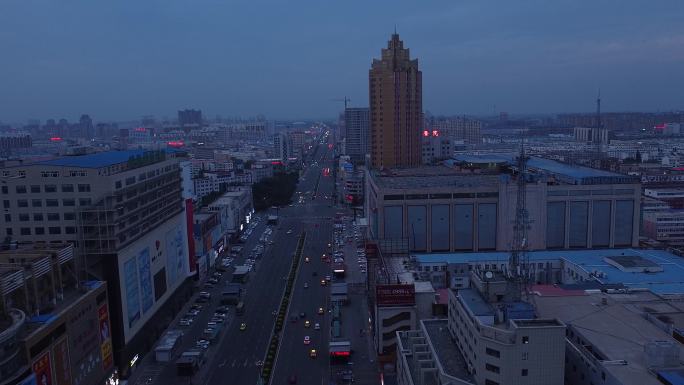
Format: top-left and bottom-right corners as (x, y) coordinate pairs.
(369, 33), (422, 169)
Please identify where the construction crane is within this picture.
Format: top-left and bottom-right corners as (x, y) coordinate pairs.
(330, 97), (351, 110)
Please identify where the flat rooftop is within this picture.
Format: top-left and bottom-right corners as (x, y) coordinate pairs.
(535, 290), (684, 385)
(414, 249), (684, 295)
(451, 154), (637, 184)
(422, 319), (474, 384)
(370, 166), (500, 190)
(38, 149), (174, 168)
(457, 288), (494, 317)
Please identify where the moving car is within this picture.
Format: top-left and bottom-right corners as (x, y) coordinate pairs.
(309, 349), (317, 358)
(239, 323), (247, 331)
(304, 282), (309, 289)
(320, 279), (327, 286)
(318, 307), (324, 315)
(303, 336), (310, 345)
(304, 320), (310, 328)
(314, 323), (320, 330)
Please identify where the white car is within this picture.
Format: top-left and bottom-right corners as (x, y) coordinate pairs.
(314, 323), (320, 330)
(304, 336), (311, 345)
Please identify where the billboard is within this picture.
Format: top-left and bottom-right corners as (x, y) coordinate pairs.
(166, 224), (187, 286)
(52, 337), (72, 385)
(119, 213), (190, 343)
(138, 248), (153, 314)
(98, 304), (114, 372)
(376, 284), (415, 306)
(32, 351), (52, 385)
(123, 257), (140, 328)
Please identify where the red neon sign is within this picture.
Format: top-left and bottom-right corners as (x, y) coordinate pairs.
(271, 161), (283, 165)
(422, 130), (429, 137)
(432, 130), (439, 137)
(134, 127), (147, 132)
(167, 141), (184, 147)
(50, 137), (62, 141)
(330, 351), (350, 357)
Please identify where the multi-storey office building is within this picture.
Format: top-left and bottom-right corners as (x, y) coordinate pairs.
(365, 156), (640, 253)
(0, 150), (191, 377)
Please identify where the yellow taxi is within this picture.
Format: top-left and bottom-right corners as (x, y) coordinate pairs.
(239, 323), (247, 331)
(304, 320), (311, 328)
(309, 349), (317, 358)
(318, 307), (324, 315)
(320, 279), (326, 286)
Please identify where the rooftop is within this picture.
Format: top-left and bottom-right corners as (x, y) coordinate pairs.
(38, 149), (174, 169)
(535, 290), (684, 385)
(370, 166), (500, 190)
(422, 319), (474, 384)
(414, 249), (684, 295)
(451, 154), (637, 185)
(457, 288), (494, 317)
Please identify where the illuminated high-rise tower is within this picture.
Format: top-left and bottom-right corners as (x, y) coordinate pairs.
(369, 33), (422, 169)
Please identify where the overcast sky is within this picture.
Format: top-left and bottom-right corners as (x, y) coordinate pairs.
(1, 0), (683, 123)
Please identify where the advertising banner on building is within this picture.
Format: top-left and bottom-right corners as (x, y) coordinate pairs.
(376, 284), (415, 306)
(98, 304), (114, 371)
(123, 257), (140, 328)
(166, 225), (187, 285)
(138, 247), (153, 314)
(52, 336), (72, 385)
(32, 351), (52, 385)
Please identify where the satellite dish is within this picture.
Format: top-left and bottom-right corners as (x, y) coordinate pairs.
(485, 271), (494, 279)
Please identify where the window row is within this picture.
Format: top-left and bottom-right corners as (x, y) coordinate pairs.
(3, 184), (91, 194)
(6, 212), (76, 221)
(3, 198), (91, 208)
(6, 226), (76, 236)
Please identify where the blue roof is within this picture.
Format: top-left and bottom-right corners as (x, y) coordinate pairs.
(657, 369), (684, 385)
(39, 149), (166, 168)
(415, 249), (684, 295)
(449, 154), (631, 183)
(458, 288), (494, 316)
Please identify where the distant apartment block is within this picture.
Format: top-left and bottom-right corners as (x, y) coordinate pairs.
(344, 108), (370, 164)
(0, 133), (32, 152)
(178, 109), (202, 127)
(427, 117), (481, 145)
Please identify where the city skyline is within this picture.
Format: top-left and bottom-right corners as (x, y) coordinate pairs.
(1, 1), (683, 123)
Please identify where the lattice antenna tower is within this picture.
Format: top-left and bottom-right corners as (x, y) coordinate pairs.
(508, 136), (532, 302)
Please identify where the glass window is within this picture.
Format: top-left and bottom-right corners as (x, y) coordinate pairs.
(47, 213), (60, 221)
(44, 184), (57, 193)
(63, 212), (75, 220)
(4, 214), (10, 222)
(20, 227), (31, 235)
(35, 227), (45, 235)
(3, 200), (9, 208)
(63, 199), (75, 207)
(78, 184), (91, 192)
(30, 185), (41, 193)
(79, 198), (92, 206)
(16, 185), (27, 193)
(46, 199), (59, 207)
(1, 186), (7, 194)
(115, 180), (122, 189)
(19, 214), (29, 221)
(61, 184), (74, 192)
(17, 199), (28, 208)
(33, 213), (43, 221)
(65, 226), (76, 234)
(32, 199), (42, 207)
(48, 227), (62, 235)
(6, 228), (12, 236)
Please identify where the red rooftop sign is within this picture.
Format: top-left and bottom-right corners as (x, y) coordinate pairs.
(376, 284), (415, 306)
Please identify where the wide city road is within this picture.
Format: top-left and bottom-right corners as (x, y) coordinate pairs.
(204, 133), (336, 385)
(271, 134), (338, 385)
